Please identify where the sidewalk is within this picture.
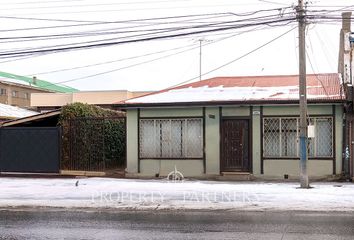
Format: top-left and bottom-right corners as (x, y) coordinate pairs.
(0, 177), (353, 212)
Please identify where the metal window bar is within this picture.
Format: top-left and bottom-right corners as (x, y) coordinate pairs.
(184, 120), (188, 157)
(263, 117), (333, 158)
(140, 118), (203, 158)
(296, 118), (299, 157)
(279, 117), (282, 157)
(314, 118), (317, 157)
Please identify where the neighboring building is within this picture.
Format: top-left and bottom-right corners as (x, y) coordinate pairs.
(0, 102), (38, 122)
(337, 12), (354, 181)
(31, 90), (152, 112)
(0, 70), (77, 108)
(117, 73), (344, 180)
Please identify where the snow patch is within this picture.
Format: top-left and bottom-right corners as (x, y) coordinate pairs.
(0, 178), (353, 212)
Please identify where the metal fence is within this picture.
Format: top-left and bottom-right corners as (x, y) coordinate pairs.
(0, 127), (60, 173)
(61, 117), (126, 171)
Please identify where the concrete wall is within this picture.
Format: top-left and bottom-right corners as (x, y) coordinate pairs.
(125, 104), (344, 179)
(31, 91), (153, 108)
(140, 160), (204, 177)
(263, 160), (333, 177)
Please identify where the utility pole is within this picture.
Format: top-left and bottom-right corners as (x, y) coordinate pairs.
(297, 0), (309, 188)
(199, 39), (202, 81)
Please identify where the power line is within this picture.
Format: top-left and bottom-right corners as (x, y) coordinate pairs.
(34, 25), (268, 85)
(0, 11), (230, 23)
(0, 8), (292, 34)
(0, 19), (285, 63)
(168, 26), (297, 88)
(5, 3), (292, 16)
(1, 0), (87, 5)
(27, 43), (197, 75)
(0, 17), (297, 58)
(0, 0), (192, 10)
(1, 0), (189, 6)
(0, 12), (233, 33)
(39, 45), (200, 86)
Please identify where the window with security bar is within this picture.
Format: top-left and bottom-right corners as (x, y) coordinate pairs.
(139, 118), (203, 159)
(263, 117), (333, 158)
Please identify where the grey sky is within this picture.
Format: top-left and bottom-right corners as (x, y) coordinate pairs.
(0, 0), (352, 91)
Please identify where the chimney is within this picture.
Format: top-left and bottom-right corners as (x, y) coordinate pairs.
(32, 76), (37, 85)
(338, 12), (352, 82)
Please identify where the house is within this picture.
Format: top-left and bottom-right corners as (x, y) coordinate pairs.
(0, 103), (38, 122)
(117, 73), (344, 179)
(31, 90), (152, 112)
(0, 70), (77, 108)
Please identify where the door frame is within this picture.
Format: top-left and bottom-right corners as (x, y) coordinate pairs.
(219, 116), (252, 173)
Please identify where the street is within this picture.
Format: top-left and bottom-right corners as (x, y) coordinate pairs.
(0, 209), (353, 240)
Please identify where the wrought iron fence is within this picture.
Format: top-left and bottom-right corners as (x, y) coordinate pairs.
(61, 117), (126, 171)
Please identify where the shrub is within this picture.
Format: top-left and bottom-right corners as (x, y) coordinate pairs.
(59, 103), (126, 170)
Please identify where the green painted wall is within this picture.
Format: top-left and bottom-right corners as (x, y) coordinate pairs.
(126, 107), (205, 176)
(140, 107), (202, 117)
(222, 106), (250, 116)
(205, 107), (220, 174)
(263, 105), (333, 115)
(263, 160), (333, 177)
(252, 106), (261, 175)
(125, 104), (344, 178)
(126, 109), (138, 173)
(260, 104), (343, 177)
(140, 160), (204, 177)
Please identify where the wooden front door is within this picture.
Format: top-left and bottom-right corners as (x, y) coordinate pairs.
(221, 119), (250, 172)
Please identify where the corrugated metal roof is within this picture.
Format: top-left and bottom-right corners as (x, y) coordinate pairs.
(0, 103), (38, 119)
(124, 73), (344, 105)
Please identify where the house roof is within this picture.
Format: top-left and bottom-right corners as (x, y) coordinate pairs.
(1, 109), (60, 127)
(0, 71), (78, 93)
(122, 73), (344, 106)
(0, 103), (38, 119)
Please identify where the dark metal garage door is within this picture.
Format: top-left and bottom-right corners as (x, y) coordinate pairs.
(0, 127), (60, 173)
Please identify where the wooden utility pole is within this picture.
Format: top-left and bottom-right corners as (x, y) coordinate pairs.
(297, 0), (309, 188)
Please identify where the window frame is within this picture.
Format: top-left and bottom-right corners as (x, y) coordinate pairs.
(24, 92), (30, 99)
(262, 116), (334, 159)
(138, 117), (204, 160)
(11, 90), (18, 98)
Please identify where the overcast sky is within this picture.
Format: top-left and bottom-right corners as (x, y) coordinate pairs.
(0, 0), (353, 91)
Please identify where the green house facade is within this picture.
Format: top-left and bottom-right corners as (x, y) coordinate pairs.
(120, 74), (345, 179)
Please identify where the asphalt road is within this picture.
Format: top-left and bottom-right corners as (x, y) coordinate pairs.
(0, 209), (354, 240)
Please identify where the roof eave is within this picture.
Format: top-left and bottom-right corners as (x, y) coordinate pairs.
(114, 98), (346, 109)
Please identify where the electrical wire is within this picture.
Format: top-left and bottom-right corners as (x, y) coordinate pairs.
(0, 17), (297, 59)
(26, 25), (268, 76)
(145, 26), (297, 89)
